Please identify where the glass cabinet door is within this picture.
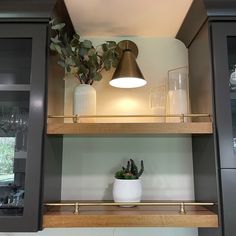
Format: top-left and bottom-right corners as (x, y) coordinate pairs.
(0, 24), (46, 231)
(205, 21), (236, 236)
(211, 22), (236, 169)
(0, 91), (29, 216)
(0, 39), (31, 216)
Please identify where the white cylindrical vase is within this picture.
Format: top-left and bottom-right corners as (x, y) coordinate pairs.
(73, 84), (96, 118)
(113, 178), (142, 203)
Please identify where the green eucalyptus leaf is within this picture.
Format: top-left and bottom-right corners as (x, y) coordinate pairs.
(66, 65), (71, 72)
(65, 57), (75, 66)
(107, 50), (113, 58)
(82, 40), (92, 49)
(86, 58), (93, 68)
(79, 47), (88, 57)
(50, 43), (56, 51)
(104, 58), (111, 70)
(51, 35), (61, 44)
(59, 54), (65, 60)
(51, 23), (66, 30)
(73, 57), (81, 67)
(71, 38), (80, 47)
(107, 41), (117, 48)
(49, 19), (55, 25)
(78, 64), (88, 74)
(61, 48), (68, 57)
(66, 45), (73, 56)
(88, 55), (98, 68)
(112, 58), (119, 68)
(79, 74), (87, 82)
(54, 44), (62, 54)
(73, 33), (80, 40)
(102, 44), (108, 51)
(103, 50), (109, 57)
(88, 48), (96, 56)
(92, 72), (102, 81)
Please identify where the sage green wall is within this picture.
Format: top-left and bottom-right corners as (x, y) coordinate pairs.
(62, 136), (194, 200)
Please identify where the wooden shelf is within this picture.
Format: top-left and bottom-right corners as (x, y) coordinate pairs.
(43, 205), (218, 228)
(47, 122), (212, 135)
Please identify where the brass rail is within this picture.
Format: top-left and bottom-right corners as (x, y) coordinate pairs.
(44, 201), (215, 215)
(48, 114), (212, 123)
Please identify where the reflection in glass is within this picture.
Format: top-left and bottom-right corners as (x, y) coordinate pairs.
(0, 92), (29, 215)
(149, 85), (166, 122)
(227, 37), (236, 156)
(0, 137), (15, 184)
(231, 99), (236, 151)
(230, 65), (236, 90)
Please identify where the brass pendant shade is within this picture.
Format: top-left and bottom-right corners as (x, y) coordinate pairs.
(110, 40), (146, 88)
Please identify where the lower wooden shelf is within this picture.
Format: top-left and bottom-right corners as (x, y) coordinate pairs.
(47, 122), (213, 135)
(43, 205), (218, 228)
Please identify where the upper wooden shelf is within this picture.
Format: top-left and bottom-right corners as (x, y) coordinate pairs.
(43, 204), (218, 228)
(47, 122), (212, 135)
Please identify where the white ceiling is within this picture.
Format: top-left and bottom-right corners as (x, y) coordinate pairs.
(64, 0), (193, 37)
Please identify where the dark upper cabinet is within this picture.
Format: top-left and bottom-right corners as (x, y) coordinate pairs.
(0, 24), (47, 232)
(211, 22), (236, 168)
(177, 1), (236, 236)
(178, 1), (236, 169)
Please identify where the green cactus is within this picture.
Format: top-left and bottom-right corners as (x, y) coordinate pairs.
(115, 159), (144, 179)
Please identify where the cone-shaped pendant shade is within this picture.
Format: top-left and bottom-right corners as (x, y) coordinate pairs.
(110, 41), (146, 88)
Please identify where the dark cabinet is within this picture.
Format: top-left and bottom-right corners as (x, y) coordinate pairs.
(0, 0), (73, 232)
(0, 0), (73, 231)
(0, 24), (47, 231)
(177, 1), (236, 236)
(210, 22), (236, 236)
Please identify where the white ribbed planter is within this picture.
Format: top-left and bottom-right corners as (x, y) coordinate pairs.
(73, 84), (96, 116)
(113, 178), (142, 203)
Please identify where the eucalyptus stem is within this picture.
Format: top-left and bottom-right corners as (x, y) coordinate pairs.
(49, 20), (119, 84)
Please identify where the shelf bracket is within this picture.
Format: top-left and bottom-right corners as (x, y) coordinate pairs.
(179, 202), (186, 214)
(74, 202), (79, 215)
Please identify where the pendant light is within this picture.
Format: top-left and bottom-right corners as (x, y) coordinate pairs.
(110, 40), (146, 88)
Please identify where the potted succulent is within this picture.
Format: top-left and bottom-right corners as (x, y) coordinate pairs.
(49, 19), (120, 116)
(113, 159), (144, 203)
